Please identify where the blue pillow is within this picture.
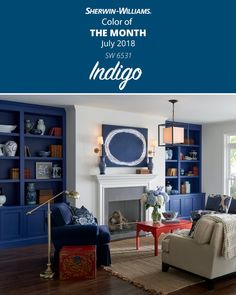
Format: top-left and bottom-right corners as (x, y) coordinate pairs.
(205, 195), (221, 211)
(228, 198), (236, 214)
(70, 206), (97, 225)
(205, 194), (231, 213)
(51, 203), (73, 226)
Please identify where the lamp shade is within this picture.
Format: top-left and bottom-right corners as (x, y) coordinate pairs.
(163, 126), (184, 144)
(97, 136), (104, 145)
(151, 139), (157, 148)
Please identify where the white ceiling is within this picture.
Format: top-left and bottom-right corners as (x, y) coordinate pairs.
(1, 94), (236, 124)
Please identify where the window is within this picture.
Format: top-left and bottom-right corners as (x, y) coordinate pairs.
(225, 134), (236, 197)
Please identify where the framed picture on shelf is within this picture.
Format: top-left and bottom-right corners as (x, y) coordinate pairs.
(36, 162), (52, 179)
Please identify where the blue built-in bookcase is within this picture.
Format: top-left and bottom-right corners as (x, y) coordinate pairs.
(165, 122), (205, 218)
(0, 100), (66, 248)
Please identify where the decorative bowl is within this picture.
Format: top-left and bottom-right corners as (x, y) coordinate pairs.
(0, 125), (17, 133)
(171, 190), (179, 195)
(162, 211), (178, 220)
(38, 151), (51, 157)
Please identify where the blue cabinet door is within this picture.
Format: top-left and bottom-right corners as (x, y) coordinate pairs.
(167, 193), (205, 218)
(181, 197), (193, 217)
(25, 207), (47, 237)
(169, 198), (181, 215)
(193, 194), (205, 210)
(0, 208), (23, 240)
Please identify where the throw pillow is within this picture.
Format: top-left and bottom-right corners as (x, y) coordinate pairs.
(205, 194), (232, 213)
(228, 197), (236, 214)
(189, 210), (214, 237)
(193, 217), (215, 244)
(70, 205), (97, 225)
(51, 203), (73, 226)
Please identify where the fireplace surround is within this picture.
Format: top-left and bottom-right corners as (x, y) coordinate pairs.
(96, 174), (157, 238)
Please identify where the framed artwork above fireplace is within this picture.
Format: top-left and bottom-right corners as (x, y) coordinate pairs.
(102, 124), (148, 167)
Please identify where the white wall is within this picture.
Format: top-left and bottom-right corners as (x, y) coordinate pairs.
(66, 105), (166, 219)
(202, 120), (236, 196)
(65, 106), (77, 205)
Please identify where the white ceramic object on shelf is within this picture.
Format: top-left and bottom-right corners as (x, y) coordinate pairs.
(37, 119), (46, 135)
(167, 149), (173, 160)
(52, 164), (61, 178)
(166, 183), (172, 194)
(4, 141), (17, 156)
(0, 194), (6, 206)
(0, 125), (17, 133)
(185, 181), (191, 194)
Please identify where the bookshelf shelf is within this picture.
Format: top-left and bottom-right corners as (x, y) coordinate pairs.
(24, 134), (62, 140)
(24, 157), (63, 161)
(24, 179), (63, 183)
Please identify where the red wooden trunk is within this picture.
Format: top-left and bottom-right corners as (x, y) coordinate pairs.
(60, 245), (96, 280)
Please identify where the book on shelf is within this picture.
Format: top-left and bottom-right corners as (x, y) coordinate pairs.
(24, 168), (31, 179)
(24, 145), (31, 157)
(38, 189), (53, 204)
(49, 127), (62, 136)
(10, 168), (19, 179)
(10, 168), (31, 179)
(50, 144), (62, 158)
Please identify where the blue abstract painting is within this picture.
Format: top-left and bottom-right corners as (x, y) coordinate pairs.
(102, 124), (148, 167)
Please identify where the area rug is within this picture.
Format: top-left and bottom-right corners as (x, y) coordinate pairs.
(104, 236), (203, 295)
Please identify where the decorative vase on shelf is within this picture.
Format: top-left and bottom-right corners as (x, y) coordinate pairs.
(185, 181), (191, 194)
(52, 164), (61, 179)
(4, 141), (17, 156)
(167, 148), (173, 160)
(99, 155), (106, 175)
(24, 119), (34, 134)
(26, 183), (37, 205)
(151, 206), (161, 223)
(0, 188), (6, 206)
(166, 182), (172, 194)
(37, 119), (46, 135)
(147, 157), (154, 174)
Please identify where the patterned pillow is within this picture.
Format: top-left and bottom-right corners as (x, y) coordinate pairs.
(70, 206), (97, 225)
(205, 194), (232, 213)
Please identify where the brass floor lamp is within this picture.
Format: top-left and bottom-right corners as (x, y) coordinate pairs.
(26, 190), (80, 279)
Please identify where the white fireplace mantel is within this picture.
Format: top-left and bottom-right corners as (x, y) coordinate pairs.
(96, 174), (157, 187)
(95, 174), (157, 224)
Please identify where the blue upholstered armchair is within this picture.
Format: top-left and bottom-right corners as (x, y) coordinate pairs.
(51, 203), (111, 269)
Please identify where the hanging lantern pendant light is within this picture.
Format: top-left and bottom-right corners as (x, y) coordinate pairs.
(163, 99), (184, 145)
(158, 99), (185, 146)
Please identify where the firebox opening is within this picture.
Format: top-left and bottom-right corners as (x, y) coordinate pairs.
(105, 186), (146, 239)
(108, 199), (142, 235)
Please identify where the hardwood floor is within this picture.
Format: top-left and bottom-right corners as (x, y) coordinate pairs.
(0, 244), (236, 295)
